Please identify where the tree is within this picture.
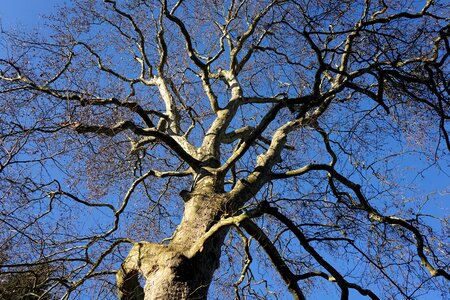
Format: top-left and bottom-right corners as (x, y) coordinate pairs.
(0, 0), (449, 299)
(0, 266), (57, 300)
(0, 244), (57, 300)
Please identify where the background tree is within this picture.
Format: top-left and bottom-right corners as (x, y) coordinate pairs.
(0, 0), (449, 299)
(0, 243), (57, 300)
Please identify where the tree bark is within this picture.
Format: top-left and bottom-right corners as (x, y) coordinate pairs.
(117, 188), (231, 300)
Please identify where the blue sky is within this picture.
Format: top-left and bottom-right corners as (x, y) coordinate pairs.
(0, 0), (57, 29)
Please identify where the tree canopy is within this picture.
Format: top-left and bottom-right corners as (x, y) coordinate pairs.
(0, 0), (449, 299)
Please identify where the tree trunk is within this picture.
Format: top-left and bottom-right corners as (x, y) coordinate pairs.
(117, 189), (231, 300)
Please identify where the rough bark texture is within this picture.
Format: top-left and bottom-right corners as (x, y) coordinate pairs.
(118, 187), (231, 300)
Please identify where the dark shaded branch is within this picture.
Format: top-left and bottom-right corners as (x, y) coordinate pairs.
(295, 271), (380, 300)
(272, 165), (450, 281)
(73, 121), (201, 170)
(162, 0), (205, 70)
(104, 0), (153, 77)
(241, 219), (306, 300)
(344, 80), (390, 114)
(261, 202), (381, 300)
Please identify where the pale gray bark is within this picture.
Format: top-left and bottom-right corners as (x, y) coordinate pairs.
(118, 190), (233, 300)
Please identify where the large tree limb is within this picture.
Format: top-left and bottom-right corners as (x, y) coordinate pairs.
(261, 202), (381, 300)
(73, 121), (202, 171)
(272, 165), (450, 281)
(241, 218), (306, 300)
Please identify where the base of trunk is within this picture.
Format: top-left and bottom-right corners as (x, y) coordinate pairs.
(118, 191), (231, 299)
(118, 232), (226, 300)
